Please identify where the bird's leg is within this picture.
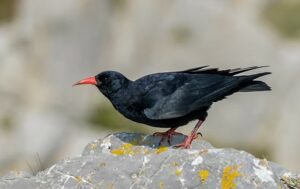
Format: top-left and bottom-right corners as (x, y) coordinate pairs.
(153, 127), (183, 146)
(174, 119), (205, 149)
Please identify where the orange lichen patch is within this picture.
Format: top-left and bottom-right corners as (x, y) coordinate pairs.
(221, 166), (241, 189)
(198, 169), (209, 183)
(159, 181), (164, 189)
(175, 169), (182, 176)
(111, 143), (134, 156)
(155, 146), (169, 154)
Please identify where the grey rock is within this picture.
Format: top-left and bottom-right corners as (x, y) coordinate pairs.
(0, 132), (299, 189)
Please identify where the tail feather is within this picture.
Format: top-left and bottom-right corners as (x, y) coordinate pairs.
(239, 81), (271, 92)
(239, 72), (271, 92)
(226, 66), (269, 75)
(179, 65), (269, 76)
(246, 72), (271, 80)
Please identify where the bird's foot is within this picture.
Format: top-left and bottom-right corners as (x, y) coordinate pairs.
(174, 119), (205, 149)
(153, 128), (183, 146)
(173, 133), (200, 149)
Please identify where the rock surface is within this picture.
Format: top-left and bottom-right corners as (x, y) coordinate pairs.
(0, 132), (299, 189)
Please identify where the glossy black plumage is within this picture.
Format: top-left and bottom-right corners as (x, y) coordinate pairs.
(91, 66), (271, 128)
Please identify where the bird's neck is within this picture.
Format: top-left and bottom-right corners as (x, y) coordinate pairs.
(108, 82), (133, 109)
(101, 79), (131, 99)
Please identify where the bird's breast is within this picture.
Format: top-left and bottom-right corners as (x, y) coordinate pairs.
(109, 96), (144, 121)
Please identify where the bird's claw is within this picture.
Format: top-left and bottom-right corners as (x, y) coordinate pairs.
(197, 132), (203, 137)
(173, 132), (203, 149)
(173, 142), (191, 149)
(153, 129), (182, 146)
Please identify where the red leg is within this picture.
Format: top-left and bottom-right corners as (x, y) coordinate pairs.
(175, 119), (205, 149)
(153, 127), (183, 146)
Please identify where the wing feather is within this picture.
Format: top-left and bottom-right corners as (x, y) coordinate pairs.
(143, 74), (233, 120)
(141, 66), (269, 120)
(178, 66), (268, 75)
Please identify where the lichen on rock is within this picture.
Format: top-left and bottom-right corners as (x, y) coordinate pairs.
(0, 132), (299, 189)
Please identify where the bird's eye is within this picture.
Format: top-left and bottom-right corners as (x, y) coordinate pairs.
(102, 76), (109, 82)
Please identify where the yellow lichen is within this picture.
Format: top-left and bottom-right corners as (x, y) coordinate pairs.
(221, 166), (241, 189)
(200, 149), (209, 155)
(198, 169), (209, 183)
(74, 176), (84, 184)
(111, 149), (126, 156)
(172, 162), (180, 166)
(175, 169), (182, 176)
(86, 175), (93, 183)
(111, 143), (134, 156)
(143, 148), (150, 155)
(130, 138), (141, 145)
(155, 146), (168, 154)
(259, 158), (269, 167)
(111, 143), (170, 156)
(99, 162), (106, 167)
(159, 181), (164, 189)
(89, 143), (97, 150)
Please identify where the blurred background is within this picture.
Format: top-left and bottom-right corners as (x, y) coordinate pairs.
(0, 0), (300, 175)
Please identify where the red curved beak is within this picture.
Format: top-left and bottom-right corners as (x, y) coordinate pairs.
(73, 76), (97, 86)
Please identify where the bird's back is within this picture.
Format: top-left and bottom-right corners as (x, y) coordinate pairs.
(112, 66), (271, 127)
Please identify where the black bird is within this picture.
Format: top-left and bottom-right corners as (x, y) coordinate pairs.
(74, 66), (271, 148)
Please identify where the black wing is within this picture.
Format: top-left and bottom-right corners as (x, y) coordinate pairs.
(142, 74), (237, 120)
(142, 66), (270, 120)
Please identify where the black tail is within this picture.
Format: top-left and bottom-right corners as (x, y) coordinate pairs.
(239, 81), (271, 92)
(239, 72), (271, 92)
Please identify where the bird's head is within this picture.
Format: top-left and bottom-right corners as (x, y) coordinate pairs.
(74, 71), (129, 97)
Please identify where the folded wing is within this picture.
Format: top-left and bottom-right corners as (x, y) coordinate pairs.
(143, 74), (236, 120)
(143, 66), (270, 120)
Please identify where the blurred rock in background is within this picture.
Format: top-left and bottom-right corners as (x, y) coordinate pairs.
(0, 0), (300, 175)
